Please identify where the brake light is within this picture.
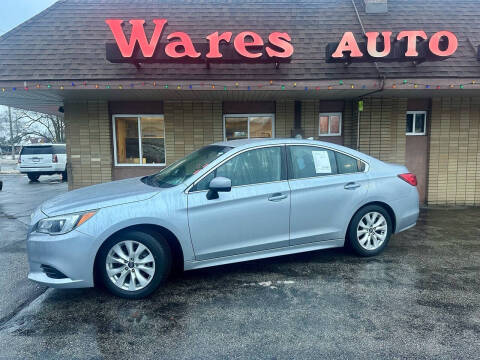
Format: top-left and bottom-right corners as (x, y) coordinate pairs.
(398, 173), (417, 186)
(52, 154), (58, 163)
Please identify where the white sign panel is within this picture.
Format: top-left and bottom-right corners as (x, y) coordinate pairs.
(312, 150), (332, 174)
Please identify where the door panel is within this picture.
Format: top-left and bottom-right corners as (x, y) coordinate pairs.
(287, 145), (368, 246)
(289, 173), (368, 245)
(188, 181), (290, 260)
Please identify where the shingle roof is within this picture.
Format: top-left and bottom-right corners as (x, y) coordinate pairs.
(0, 0), (479, 82)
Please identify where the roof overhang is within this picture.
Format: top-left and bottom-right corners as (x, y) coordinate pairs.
(0, 79), (478, 114)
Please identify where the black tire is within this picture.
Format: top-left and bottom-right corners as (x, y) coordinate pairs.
(27, 173), (40, 182)
(62, 170), (68, 182)
(97, 230), (171, 299)
(346, 205), (393, 257)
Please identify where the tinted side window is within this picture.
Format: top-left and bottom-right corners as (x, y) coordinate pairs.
(20, 146), (53, 155)
(53, 145), (66, 154)
(194, 146), (283, 190)
(335, 152), (366, 174)
(289, 146), (337, 179)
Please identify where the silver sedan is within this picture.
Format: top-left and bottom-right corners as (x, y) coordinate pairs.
(27, 139), (419, 298)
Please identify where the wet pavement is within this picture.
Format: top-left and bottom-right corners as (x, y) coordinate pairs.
(0, 174), (479, 359)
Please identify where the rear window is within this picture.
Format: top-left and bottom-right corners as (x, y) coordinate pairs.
(21, 146), (54, 155)
(20, 145), (65, 155)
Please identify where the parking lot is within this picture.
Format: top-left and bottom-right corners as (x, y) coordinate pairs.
(0, 173), (479, 359)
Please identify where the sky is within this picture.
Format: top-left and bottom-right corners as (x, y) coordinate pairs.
(0, 1), (58, 138)
(0, 0), (58, 35)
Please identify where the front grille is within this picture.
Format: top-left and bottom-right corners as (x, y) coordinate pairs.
(40, 264), (68, 279)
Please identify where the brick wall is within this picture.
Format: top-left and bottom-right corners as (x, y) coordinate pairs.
(354, 97), (407, 164)
(428, 97), (480, 205)
(64, 101), (112, 190)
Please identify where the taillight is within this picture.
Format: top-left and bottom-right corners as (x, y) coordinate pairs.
(52, 154), (58, 163)
(398, 173), (417, 186)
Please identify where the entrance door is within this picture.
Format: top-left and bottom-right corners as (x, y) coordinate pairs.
(187, 146), (290, 260)
(405, 111), (429, 204)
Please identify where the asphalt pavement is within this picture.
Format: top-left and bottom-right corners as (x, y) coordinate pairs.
(0, 174), (479, 359)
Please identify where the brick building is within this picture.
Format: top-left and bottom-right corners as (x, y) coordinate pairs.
(0, 0), (479, 205)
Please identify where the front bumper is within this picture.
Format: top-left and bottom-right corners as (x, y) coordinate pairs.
(27, 229), (97, 288)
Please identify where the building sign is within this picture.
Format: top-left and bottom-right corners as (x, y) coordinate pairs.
(326, 30), (458, 63)
(105, 19), (294, 64)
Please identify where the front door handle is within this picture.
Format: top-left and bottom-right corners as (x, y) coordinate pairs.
(344, 182), (361, 190)
(268, 193), (288, 201)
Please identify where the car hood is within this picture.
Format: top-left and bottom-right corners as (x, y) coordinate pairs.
(41, 177), (160, 216)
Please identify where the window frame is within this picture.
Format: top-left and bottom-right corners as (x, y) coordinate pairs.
(223, 113), (275, 141)
(318, 112), (342, 137)
(406, 111), (427, 136)
(112, 114), (166, 167)
(286, 144), (369, 181)
(187, 144), (287, 193)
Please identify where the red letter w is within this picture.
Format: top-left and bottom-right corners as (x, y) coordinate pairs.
(105, 19), (167, 57)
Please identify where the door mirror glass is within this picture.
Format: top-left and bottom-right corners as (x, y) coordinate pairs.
(207, 177), (231, 200)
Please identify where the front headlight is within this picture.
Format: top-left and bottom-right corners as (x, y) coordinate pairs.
(35, 211), (96, 235)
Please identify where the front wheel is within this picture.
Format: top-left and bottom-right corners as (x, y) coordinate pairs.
(347, 205), (392, 257)
(98, 230), (171, 299)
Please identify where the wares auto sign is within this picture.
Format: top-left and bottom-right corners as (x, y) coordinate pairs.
(105, 19), (294, 64)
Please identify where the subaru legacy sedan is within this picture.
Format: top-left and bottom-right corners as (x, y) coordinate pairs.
(27, 139), (419, 299)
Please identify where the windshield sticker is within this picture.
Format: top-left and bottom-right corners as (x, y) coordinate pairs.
(312, 151), (331, 174)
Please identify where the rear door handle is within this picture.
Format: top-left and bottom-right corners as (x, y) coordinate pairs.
(344, 182), (361, 190)
(268, 193), (288, 201)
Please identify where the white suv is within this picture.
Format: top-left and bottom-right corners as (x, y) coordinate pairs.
(18, 144), (67, 182)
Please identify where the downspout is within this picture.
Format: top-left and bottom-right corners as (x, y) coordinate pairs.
(351, 0), (386, 149)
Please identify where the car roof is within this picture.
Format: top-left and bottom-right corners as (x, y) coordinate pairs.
(213, 138), (378, 163)
(22, 143), (65, 147)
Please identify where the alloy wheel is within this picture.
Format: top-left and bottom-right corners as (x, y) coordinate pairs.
(356, 212), (388, 250)
(106, 240), (156, 291)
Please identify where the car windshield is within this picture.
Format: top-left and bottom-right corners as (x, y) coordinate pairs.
(142, 145), (233, 188)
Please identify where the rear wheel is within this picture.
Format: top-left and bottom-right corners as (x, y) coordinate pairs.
(98, 230), (171, 299)
(347, 205), (392, 257)
(27, 173), (40, 182)
(62, 170), (68, 182)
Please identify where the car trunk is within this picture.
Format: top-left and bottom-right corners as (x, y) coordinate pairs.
(20, 146), (53, 168)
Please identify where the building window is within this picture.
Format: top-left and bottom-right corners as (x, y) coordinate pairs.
(406, 111), (427, 135)
(319, 113), (342, 136)
(224, 114), (274, 141)
(113, 115), (165, 166)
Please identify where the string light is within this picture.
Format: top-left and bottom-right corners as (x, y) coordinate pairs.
(6, 80), (480, 92)
(1, 88), (5, 92)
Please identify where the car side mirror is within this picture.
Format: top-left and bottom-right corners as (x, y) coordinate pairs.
(206, 177), (231, 200)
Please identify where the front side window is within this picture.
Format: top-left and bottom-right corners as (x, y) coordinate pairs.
(195, 146), (283, 191)
(406, 111), (427, 135)
(114, 115), (165, 165)
(144, 145), (232, 188)
(319, 113), (342, 136)
(224, 114), (274, 140)
(289, 146), (337, 179)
